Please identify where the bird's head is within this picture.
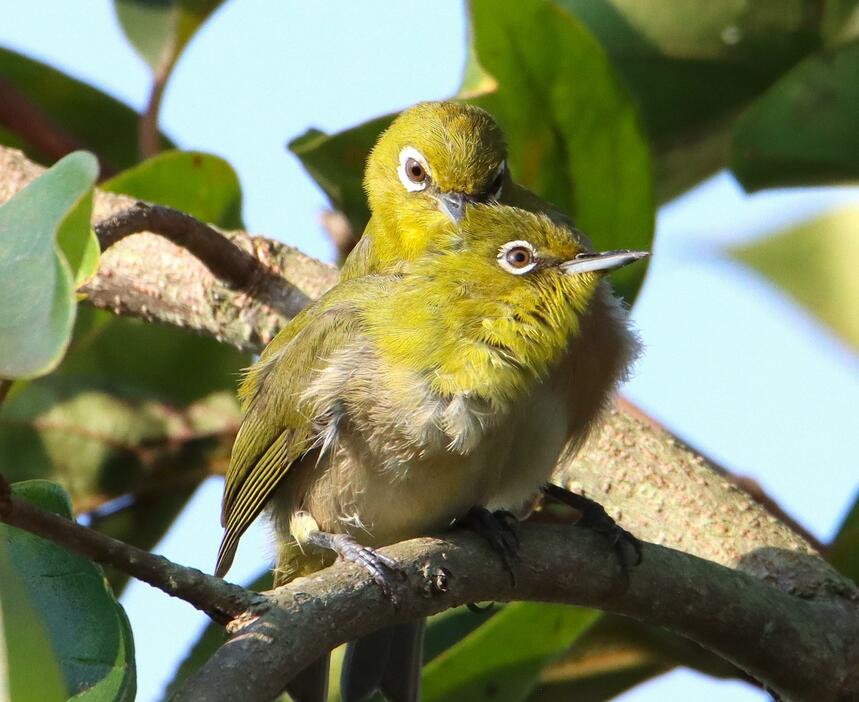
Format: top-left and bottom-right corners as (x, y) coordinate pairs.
(364, 101), (508, 261)
(407, 205), (649, 383)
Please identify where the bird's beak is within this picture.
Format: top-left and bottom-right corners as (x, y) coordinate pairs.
(560, 249), (650, 275)
(436, 191), (470, 222)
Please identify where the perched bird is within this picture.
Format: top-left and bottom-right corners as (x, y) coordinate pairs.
(215, 202), (646, 701)
(341, 101), (571, 282)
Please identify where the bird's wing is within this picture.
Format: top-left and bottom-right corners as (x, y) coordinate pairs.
(215, 287), (365, 577)
(339, 216), (378, 281)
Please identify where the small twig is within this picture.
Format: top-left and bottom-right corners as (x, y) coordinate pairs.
(320, 209), (357, 260)
(0, 379), (12, 406)
(0, 77), (116, 178)
(139, 62), (172, 159)
(0, 473), (259, 624)
(94, 202), (264, 290)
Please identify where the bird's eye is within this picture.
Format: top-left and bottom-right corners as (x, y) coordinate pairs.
(405, 157), (426, 184)
(497, 240), (538, 275)
(398, 146), (430, 192)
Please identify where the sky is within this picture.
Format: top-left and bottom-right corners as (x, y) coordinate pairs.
(1, 2), (857, 701)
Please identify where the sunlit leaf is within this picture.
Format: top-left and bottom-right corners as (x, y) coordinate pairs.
(0, 151), (98, 378)
(0, 480), (136, 701)
(422, 602), (599, 702)
(102, 150), (243, 229)
(729, 206), (859, 353)
(115, 0), (227, 73)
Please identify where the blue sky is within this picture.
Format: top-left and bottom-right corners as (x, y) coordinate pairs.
(1, 2), (857, 701)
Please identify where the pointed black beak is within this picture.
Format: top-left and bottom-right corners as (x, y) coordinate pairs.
(436, 191), (469, 222)
(560, 249), (650, 275)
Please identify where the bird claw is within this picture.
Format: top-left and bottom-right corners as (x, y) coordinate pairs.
(457, 506), (520, 585)
(542, 483), (643, 572)
(308, 531), (404, 604)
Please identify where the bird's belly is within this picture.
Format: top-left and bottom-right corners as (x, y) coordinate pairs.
(485, 378), (570, 512)
(306, 450), (488, 547)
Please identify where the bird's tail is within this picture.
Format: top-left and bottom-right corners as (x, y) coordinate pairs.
(285, 653), (330, 702)
(340, 619), (425, 702)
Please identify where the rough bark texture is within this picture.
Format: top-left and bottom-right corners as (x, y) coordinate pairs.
(174, 528), (859, 702)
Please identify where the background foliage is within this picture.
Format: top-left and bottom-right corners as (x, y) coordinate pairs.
(0, 1), (857, 701)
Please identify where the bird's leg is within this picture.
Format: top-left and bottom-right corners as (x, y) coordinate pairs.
(542, 483), (642, 567)
(456, 506), (520, 584)
(305, 530), (403, 603)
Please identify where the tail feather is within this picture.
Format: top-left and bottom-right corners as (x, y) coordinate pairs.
(341, 620), (424, 702)
(286, 653), (330, 702)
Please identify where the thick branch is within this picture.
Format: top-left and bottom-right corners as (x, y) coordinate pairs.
(0, 474), (258, 624)
(174, 527), (859, 702)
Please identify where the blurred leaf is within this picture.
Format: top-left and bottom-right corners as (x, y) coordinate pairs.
(830, 491), (859, 583)
(0, 151), (98, 379)
(291, 0), (654, 302)
(102, 150), (243, 229)
(729, 206), (859, 353)
(0, 47), (171, 170)
(468, 0), (654, 302)
(115, 0), (227, 73)
(289, 118), (392, 238)
(558, 0), (820, 141)
(0, 480), (135, 701)
(731, 40), (859, 190)
(422, 602), (599, 702)
(557, 0), (822, 199)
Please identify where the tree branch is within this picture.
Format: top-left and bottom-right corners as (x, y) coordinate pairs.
(175, 527), (859, 702)
(94, 201), (265, 290)
(2, 464), (856, 701)
(0, 472), (259, 624)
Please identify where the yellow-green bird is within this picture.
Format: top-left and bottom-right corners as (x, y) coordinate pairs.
(215, 204), (645, 702)
(341, 101), (571, 282)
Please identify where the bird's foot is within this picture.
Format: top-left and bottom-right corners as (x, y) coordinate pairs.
(306, 531), (403, 604)
(457, 506), (520, 584)
(542, 483), (642, 570)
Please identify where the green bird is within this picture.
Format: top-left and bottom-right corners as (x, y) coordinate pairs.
(341, 101), (571, 282)
(216, 201), (646, 701)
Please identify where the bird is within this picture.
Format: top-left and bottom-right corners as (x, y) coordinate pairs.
(340, 101), (572, 282)
(215, 199), (646, 701)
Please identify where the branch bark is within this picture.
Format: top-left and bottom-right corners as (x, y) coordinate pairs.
(2, 467), (856, 701)
(1, 144), (857, 700)
(175, 527), (858, 702)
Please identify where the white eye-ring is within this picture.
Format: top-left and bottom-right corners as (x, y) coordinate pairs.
(497, 240), (538, 275)
(398, 146), (430, 192)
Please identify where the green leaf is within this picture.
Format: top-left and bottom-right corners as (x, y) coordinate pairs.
(0, 151), (98, 379)
(830, 492), (859, 583)
(556, 0), (821, 199)
(0, 48), (171, 171)
(115, 0), (227, 72)
(0, 480), (135, 701)
(728, 206), (859, 353)
(102, 150), (244, 229)
(422, 603), (600, 702)
(56, 194), (100, 289)
(468, 0), (654, 302)
(289, 119), (391, 239)
(731, 40), (859, 190)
